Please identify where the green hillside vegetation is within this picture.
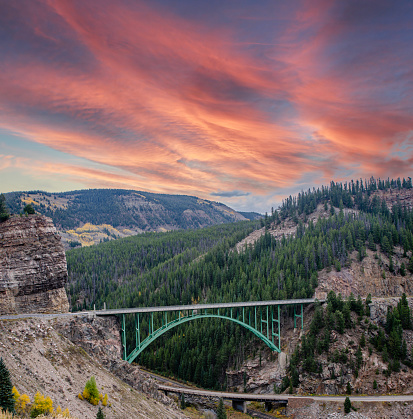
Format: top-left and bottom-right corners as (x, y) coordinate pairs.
(4, 189), (246, 231)
(66, 177), (413, 389)
(67, 221), (258, 310)
(274, 176), (412, 222)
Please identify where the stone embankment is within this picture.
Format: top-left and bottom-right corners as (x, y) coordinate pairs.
(0, 215), (69, 314)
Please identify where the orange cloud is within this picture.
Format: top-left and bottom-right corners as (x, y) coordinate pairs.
(0, 0), (412, 210)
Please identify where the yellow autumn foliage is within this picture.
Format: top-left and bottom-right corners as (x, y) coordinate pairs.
(12, 386), (31, 414)
(82, 376), (100, 406)
(31, 391), (53, 416)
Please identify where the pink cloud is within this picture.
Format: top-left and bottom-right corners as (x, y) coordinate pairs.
(0, 0), (412, 205)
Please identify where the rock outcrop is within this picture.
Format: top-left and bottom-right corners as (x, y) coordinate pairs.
(315, 248), (413, 299)
(54, 315), (176, 407)
(0, 215), (69, 314)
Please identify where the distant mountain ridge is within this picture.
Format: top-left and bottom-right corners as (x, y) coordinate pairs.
(4, 189), (257, 247)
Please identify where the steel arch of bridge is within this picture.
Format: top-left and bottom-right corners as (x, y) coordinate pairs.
(103, 300), (317, 364)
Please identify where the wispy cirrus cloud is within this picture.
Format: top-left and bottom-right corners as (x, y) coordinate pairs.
(0, 0), (412, 211)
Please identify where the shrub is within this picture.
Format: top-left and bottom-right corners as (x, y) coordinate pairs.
(83, 377), (100, 406)
(30, 391), (53, 418)
(53, 407), (71, 418)
(96, 407), (105, 419)
(12, 387), (30, 415)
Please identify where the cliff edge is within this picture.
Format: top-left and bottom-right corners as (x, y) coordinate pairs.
(0, 215), (69, 314)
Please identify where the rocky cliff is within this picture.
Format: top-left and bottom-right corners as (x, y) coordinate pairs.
(0, 215), (69, 314)
(315, 247), (413, 299)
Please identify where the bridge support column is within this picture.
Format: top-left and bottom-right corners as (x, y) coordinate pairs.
(232, 400), (246, 414)
(265, 401), (272, 412)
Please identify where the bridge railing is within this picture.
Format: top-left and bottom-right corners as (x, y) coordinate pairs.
(96, 298), (324, 363)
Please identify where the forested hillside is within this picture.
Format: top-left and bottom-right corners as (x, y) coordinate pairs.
(66, 177), (413, 390)
(4, 189), (255, 247)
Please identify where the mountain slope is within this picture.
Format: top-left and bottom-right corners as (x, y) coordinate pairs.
(4, 189), (248, 247)
(0, 316), (186, 419)
(65, 176), (413, 391)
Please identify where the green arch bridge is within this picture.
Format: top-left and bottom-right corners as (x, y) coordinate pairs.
(95, 298), (322, 364)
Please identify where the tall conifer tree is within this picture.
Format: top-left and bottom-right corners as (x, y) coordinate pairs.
(0, 358), (15, 413)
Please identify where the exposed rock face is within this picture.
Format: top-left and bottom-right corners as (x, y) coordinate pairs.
(226, 351), (290, 394)
(0, 215), (69, 314)
(315, 248), (413, 299)
(54, 315), (176, 407)
(369, 297), (413, 327)
(54, 315), (122, 361)
(296, 299), (413, 397)
(372, 187), (413, 210)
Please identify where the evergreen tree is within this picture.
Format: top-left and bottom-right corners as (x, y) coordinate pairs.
(382, 345), (389, 363)
(96, 407), (105, 419)
(400, 262), (406, 277)
(356, 346), (363, 369)
(335, 311), (345, 334)
(23, 204), (35, 215)
(402, 340), (407, 360)
(381, 236), (392, 255)
(367, 233), (376, 251)
(389, 255), (394, 273)
(0, 194), (9, 222)
(360, 333), (366, 348)
(0, 358), (15, 413)
(180, 394), (186, 410)
(409, 256), (413, 274)
(217, 398), (227, 419)
(397, 293), (411, 329)
(344, 396), (351, 414)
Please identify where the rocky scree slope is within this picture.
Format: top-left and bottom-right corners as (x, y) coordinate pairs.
(0, 315), (188, 419)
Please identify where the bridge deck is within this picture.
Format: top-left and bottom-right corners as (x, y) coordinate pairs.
(95, 298), (323, 316)
(158, 384), (413, 403)
(158, 384), (289, 402)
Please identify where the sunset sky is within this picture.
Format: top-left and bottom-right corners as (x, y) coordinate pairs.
(1, 0), (412, 213)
